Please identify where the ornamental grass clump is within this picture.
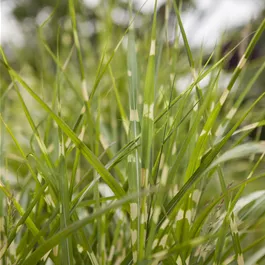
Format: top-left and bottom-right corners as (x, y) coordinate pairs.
(1, 1), (265, 264)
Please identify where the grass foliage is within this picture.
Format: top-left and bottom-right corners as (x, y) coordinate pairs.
(1, 1), (265, 264)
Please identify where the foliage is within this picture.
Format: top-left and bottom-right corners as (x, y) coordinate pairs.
(1, 1), (265, 264)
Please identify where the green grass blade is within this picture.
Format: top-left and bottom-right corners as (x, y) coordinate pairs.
(1, 62), (125, 199)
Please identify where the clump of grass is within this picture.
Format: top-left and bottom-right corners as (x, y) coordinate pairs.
(1, 1), (265, 265)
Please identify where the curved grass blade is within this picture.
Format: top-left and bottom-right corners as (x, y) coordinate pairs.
(20, 189), (153, 265)
(158, 91), (265, 228)
(1, 61), (126, 199)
